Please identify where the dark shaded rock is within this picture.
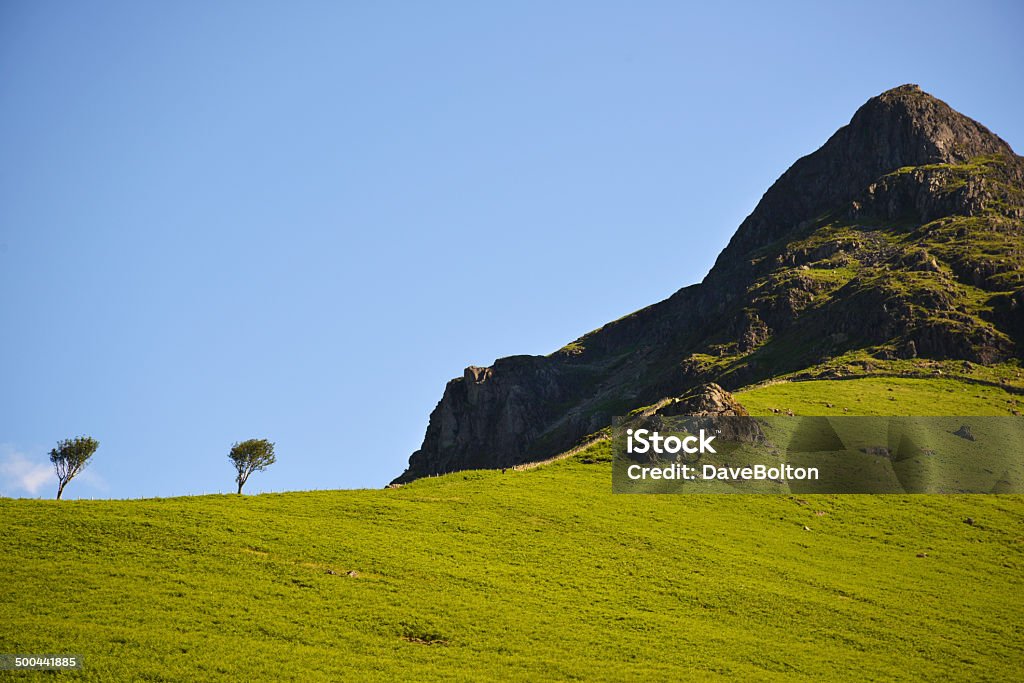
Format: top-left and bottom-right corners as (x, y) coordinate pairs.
(954, 425), (976, 441)
(709, 84), (1015, 278)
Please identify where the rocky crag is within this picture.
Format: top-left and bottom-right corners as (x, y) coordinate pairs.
(394, 85), (1023, 484)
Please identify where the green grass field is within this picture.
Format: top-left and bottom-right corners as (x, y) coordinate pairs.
(2, 378), (1022, 681)
(738, 376), (1022, 417)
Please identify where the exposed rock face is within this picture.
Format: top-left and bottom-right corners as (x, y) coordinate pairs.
(393, 85), (1024, 484)
(711, 84), (1017, 272)
(407, 357), (581, 474)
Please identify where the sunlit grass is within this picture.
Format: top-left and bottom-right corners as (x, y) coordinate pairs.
(1, 378), (1021, 680)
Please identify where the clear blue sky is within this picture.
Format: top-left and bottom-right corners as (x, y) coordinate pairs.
(2, 1), (1021, 498)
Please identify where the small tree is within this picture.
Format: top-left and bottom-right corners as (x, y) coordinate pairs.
(229, 439), (276, 494)
(50, 436), (99, 500)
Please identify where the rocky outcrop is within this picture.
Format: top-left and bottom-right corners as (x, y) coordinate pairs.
(656, 383), (749, 418)
(393, 85), (1024, 484)
(403, 357), (577, 477)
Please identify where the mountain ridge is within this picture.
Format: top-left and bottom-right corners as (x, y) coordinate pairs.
(711, 83), (1017, 276)
(394, 85), (1023, 484)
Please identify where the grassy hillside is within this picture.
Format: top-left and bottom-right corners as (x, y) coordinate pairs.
(2, 378), (1022, 681)
(737, 376), (1022, 416)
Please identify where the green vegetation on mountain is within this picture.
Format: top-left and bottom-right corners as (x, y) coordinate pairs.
(2, 377), (1022, 681)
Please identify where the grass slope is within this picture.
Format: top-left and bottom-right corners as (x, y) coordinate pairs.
(737, 376), (1022, 416)
(2, 378), (1022, 681)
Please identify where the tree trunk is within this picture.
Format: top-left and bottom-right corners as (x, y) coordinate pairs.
(237, 480), (243, 495)
(56, 481), (65, 500)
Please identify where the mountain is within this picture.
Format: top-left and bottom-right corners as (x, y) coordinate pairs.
(394, 85), (1023, 484)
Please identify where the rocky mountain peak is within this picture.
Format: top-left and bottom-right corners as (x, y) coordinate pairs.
(852, 84), (1013, 165)
(710, 85), (1015, 272)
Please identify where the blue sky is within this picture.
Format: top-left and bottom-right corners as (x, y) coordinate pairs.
(2, 1), (1022, 498)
